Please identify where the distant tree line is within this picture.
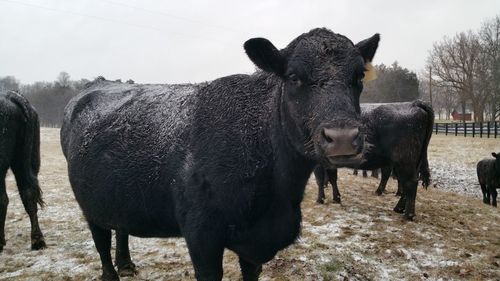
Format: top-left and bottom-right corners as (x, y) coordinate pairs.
(424, 14), (500, 122)
(361, 62), (419, 103)
(0, 72), (89, 127)
(0, 73), (135, 127)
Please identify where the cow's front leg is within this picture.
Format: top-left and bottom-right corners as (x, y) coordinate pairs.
(239, 256), (262, 281)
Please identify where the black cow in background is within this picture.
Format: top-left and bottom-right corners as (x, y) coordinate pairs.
(315, 101), (434, 220)
(61, 28), (380, 281)
(477, 152), (500, 206)
(0, 91), (45, 252)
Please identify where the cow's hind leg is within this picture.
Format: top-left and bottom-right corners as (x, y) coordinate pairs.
(314, 167), (327, 204)
(89, 222), (119, 281)
(11, 165), (45, 250)
(328, 169), (341, 204)
(375, 166), (391, 196)
(115, 232), (137, 276)
(0, 169), (8, 252)
(490, 185), (498, 207)
(480, 183), (490, 204)
(395, 180), (403, 196)
(239, 256), (262, 281)
(395, 169), (418, 220)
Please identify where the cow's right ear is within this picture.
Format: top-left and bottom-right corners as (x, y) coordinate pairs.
(244, 38), (285, 77)
(493, 152), (498, 158)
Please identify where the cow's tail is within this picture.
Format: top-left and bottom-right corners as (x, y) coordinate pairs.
(7, 91), (44, 206)
(414, 100), (434, 189)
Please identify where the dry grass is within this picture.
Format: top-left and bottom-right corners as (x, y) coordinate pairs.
(0, 129), (499, 281)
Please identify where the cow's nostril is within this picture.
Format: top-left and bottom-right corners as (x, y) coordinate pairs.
(322, 128), (334, 143)
(352, 132), (361, 147)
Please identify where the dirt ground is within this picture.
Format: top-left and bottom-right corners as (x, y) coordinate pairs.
(0, 129), (499, 281)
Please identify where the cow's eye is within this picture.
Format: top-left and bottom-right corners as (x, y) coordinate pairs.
(287, 73), (302, 86)
(288, 73), (299, 82)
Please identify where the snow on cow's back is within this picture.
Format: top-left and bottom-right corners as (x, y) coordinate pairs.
(60, 80), (200, 158)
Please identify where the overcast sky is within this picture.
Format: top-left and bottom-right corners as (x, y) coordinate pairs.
(1, 0), (499, 84)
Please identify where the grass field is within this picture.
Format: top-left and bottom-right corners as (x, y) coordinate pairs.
(0, 128), (499, 281)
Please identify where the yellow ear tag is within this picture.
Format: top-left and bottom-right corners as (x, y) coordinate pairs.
(362, 62), (377, 82)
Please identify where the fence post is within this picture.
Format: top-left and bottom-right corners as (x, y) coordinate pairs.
(487, 122), (490, 138)
(479, 122), (483, 138)
(455, 123), (458, 136)
(435, 123), (438, 134)
(472, 123), (475, 138)
(445, 123), (448, 135)
(495, 121), (498, 138)
(464, 123), (467, 137)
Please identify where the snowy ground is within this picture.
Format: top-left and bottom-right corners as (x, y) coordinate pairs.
(0, 129), (499, 281)
(428, 134), (499, 197)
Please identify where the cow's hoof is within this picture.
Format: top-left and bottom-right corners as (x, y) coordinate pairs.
(0, 245), (3, 252)
(118, 262), (137, 277)
(316, 199), (325, 204)
(333, 198), (341, 204)
(101, 270), (120, 281)
(375, 190), (383, 196)
(404, 213), (415, 221)
(483, 199), (490, 204)
(393, 206), (405, 214)
(31, 239), (47, 250)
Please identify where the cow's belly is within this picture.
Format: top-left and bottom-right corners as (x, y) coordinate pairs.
(67, 144), (182, 237)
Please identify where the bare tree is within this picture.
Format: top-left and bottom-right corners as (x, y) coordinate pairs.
(0, 76), (20, 92)
(478, 15), (500, 121)
(56, 71), (71, 88)
(428, 31), (483, 122)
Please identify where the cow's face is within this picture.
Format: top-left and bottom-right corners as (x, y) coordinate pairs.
(244, 28), (379, 167)
(493, 152), (500, 175)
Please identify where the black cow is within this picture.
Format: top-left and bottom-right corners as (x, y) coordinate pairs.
(477, 152), (500, 206)
(314, 101), (434, 220)
(0, 91), (45, 252)
(60, 28), (380, 281)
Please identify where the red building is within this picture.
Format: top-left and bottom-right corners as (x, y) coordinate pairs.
(451, 109), (472, 121)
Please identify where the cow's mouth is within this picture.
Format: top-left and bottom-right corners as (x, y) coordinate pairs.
(324, 153), (366, 168)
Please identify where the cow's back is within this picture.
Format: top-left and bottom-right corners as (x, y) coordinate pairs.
(60, 81), (198, 236)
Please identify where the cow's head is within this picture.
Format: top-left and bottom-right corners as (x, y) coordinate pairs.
(244, 28), (379, 168)
(493, 152), (500, 175)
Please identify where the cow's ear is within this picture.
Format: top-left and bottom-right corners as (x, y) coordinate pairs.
(244, 38), (285, 77)
(356, 34), (380, 82)
(355, 33), (380, 63)
(493, 152), (498, 158)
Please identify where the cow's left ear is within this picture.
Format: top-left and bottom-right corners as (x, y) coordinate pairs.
(356, 34), (380, 82)
(493, 152), (498, 158)
(244, 38), (285, 77)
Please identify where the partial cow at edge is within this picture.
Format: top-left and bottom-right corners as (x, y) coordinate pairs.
(315, 100), (434, 220)
(477, 152), (500, 206)
(0, 91), (46, 252)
